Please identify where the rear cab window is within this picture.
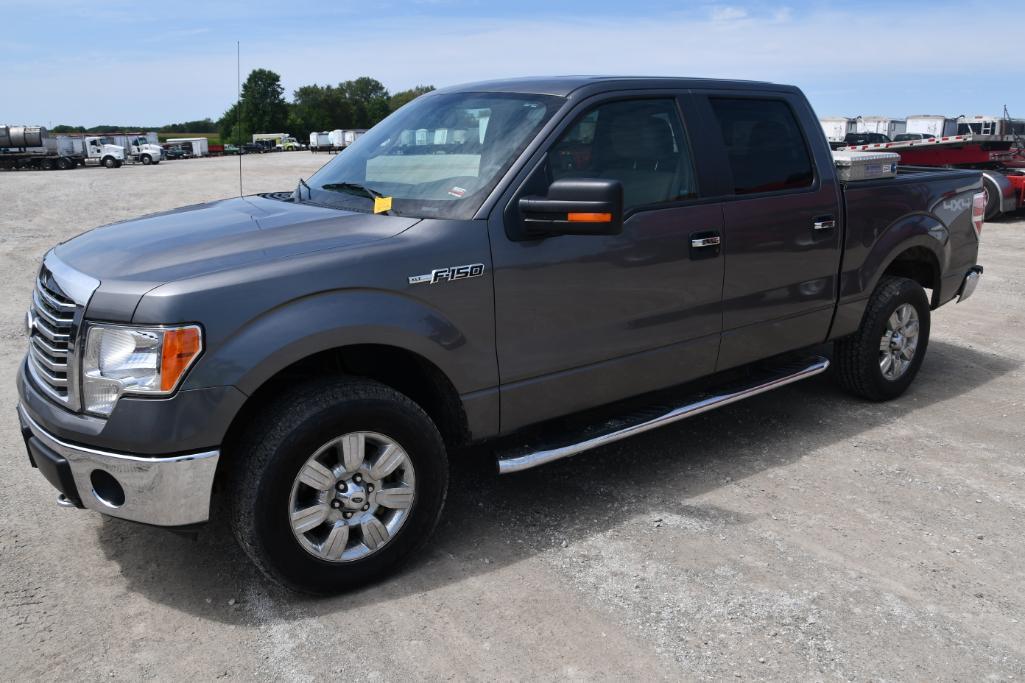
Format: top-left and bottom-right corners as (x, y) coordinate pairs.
(708, 97), (815, 195)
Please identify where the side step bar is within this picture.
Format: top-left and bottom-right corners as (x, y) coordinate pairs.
(496, 356), (830, 474)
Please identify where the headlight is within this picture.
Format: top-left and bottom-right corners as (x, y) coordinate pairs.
(81, 324), (202, 416)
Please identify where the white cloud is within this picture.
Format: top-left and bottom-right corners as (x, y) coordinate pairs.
(709, 6), (749, 22)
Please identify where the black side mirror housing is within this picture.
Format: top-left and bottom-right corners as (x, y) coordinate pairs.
(518, 178), (624, 237)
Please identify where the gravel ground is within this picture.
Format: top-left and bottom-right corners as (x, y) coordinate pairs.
(1, 153), (1023, 680)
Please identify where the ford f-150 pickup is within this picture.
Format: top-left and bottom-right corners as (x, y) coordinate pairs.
(17, 77), (985, 592)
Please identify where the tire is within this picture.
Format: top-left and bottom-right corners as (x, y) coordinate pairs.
(229, 377), (449, 594)
(834, 276), (931, 401)
(982, 176), (1001, 221)
(102, 156), (116, 169)
(141, 154), (152, 165)
(56, 157), (72, 170)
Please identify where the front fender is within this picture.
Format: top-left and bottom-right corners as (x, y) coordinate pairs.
(185, 288), (496, 397)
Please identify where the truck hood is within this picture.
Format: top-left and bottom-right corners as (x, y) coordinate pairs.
(54, 195), (418, 285)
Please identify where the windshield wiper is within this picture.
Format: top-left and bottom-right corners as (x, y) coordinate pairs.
(320, 182), (384, 199)
(319, 182), (393, 215)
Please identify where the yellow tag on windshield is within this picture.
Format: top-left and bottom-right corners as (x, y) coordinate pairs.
(373, 196), (393, 214)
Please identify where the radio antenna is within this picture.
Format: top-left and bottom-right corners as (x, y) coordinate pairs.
(237, 40), (243, 197)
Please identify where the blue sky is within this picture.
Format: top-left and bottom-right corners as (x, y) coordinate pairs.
(3, 0), (1022, 126)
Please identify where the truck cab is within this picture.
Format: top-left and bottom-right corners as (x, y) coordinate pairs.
(126, 136), (164, 165)
(84, 137), (124, 168)
(17, 77), (984, 593)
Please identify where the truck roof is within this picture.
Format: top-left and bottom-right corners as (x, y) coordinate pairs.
(434, 75), (799, 98)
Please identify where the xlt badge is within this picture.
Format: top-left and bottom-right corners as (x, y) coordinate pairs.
(409, 263), (485, 285)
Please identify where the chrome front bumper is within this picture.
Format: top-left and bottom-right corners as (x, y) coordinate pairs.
(18, 404), (219, 527)
(958, 266), (983, 303)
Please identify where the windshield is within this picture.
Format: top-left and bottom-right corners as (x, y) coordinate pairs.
(306, 92), (564, 219)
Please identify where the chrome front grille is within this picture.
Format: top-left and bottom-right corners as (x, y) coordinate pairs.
(28, 269), (78, 405)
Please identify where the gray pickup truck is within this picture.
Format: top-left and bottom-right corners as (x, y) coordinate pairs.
(18, 77), (985, 592)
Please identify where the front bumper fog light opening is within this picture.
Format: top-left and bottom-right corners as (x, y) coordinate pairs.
(90, 470), (125, 508)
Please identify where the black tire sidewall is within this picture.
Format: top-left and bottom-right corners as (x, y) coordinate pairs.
(983, 177), (1000, 220)
(864, 280), (931, 399)
(239, 388), (447, 593)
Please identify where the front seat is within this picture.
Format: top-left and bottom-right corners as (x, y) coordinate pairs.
(598, 112), (679, 208)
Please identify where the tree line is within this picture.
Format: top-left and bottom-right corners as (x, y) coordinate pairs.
(219, 69), (433, 144)
(51, 119), (217, 134)
(51, 69), (433, 142)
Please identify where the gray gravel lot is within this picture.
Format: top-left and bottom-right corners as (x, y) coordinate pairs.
(1, 153), (1023, 680)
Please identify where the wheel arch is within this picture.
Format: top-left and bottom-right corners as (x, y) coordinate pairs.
(831, 213), (947, 339)
(220, 344), (472, 469)
(858, 212), (948, 306)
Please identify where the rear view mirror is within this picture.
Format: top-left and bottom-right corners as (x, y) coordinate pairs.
(518, 178), (623, 237)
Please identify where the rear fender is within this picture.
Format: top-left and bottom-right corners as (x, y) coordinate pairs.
(831, 213), (947, 339)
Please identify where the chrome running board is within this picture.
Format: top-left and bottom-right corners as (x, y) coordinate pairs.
(496, 356), (829, 474)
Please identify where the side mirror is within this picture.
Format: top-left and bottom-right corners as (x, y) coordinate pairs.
(518, 178), (624, 237)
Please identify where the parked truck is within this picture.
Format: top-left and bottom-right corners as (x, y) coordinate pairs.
(103, 133), (163, 165)
(1, 126), (125, 170)
(253, 133), (301, 151)
(18, 77), (985, 593)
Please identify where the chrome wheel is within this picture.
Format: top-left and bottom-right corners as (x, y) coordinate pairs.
(288, 431), (416, 563)
(879, 303), (920, 381)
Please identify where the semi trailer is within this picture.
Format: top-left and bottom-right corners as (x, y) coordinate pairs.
(165, 137), (210, 157)
(840, 134), (1025, 219)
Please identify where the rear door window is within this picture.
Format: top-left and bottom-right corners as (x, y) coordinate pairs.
(709, 98), (814, 195)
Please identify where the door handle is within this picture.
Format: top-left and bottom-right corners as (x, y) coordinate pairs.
(813, 218), (836, 231)
(691, 235), (721, 248)
(689, 231), (721, 260)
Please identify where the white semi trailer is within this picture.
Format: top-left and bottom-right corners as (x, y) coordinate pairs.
(855, 116), (907, 138)
(906, 115), (958, 138)
(819, 117), (856, 143)
(310, 132), (332, 152)
(165, 137), (210, 157)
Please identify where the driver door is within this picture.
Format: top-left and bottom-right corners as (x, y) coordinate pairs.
(488, 95), (726, 433)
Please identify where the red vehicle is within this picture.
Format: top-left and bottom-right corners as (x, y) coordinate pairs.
(841, 134), (1025, 220)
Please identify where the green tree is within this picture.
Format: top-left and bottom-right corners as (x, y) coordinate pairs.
(340, 77), (390, 128)
(160, 118), (217, 133)
(288, 84), (355, 141)
(216, 69), (288, 144)
(389, 85), (435, 112)
(217, 102), (249, 145)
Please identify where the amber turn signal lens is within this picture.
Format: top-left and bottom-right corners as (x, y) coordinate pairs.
(160, 326), (202, 391)
(566, 212), (613, 223)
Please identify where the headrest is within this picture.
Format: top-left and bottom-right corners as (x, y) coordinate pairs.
(607, 113), (676, 162)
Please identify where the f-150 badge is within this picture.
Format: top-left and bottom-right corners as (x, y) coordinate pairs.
(409, 263), (485, 285)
